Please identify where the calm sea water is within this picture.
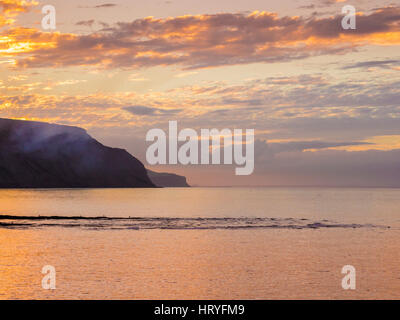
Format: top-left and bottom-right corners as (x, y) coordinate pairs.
(1, 187), (400, 299)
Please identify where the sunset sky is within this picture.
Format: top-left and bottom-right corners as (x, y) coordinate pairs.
(1, 0), (400, 186)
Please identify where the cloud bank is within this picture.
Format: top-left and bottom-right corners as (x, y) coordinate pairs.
(2, 6), (399, 69)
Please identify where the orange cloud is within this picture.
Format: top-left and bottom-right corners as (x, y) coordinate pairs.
(0, 0), (37, 27)
(0, 6), (399, 70)
(0, 0), (37, 14)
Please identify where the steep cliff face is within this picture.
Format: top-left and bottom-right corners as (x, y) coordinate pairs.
(0, 118), (155, 188)
(147, 170), (190, 187)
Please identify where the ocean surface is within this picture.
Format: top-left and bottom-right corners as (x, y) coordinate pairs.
(1, 187), (400, 299)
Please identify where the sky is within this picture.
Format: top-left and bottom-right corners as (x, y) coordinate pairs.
(0, 0), (400, 187)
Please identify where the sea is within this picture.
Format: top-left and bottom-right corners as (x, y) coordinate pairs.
(0, 187), (399, 299)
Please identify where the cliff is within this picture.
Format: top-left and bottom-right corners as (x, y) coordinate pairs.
(0, 118), (155, 188)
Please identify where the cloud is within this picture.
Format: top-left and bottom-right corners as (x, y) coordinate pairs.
(305, 0), (349, 9)
(1, 69), (399, 140)
(3, 6), (399, 69)
(266, 140), (371, 153)
(123, 105), (182, 116)
(0, 0), (36, 15)
(343, 59), (400, 69)
(253, 139), (373, 164)
(298, 5), (316, 10)
(78, 3), (117, 9)
(0, 0), (37, 27)
(76, 20), (95, 27)
(320, 0), (347, 6)
(94, 3), (117, 8)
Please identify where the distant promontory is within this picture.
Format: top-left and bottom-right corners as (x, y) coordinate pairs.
(147, 170), (190, 188)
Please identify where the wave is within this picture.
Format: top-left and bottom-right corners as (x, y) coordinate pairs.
(0, 215), (388, 230)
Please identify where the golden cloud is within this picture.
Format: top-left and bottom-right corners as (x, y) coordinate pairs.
(0, 7), (399, 70)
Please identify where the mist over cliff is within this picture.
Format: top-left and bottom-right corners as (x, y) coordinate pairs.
(0, 118), (156, 188)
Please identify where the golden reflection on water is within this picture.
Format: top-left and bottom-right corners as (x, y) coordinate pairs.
(0, 229), (43, 299)
(1, 188), (400, 299)
(0, 227), (400, 299)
